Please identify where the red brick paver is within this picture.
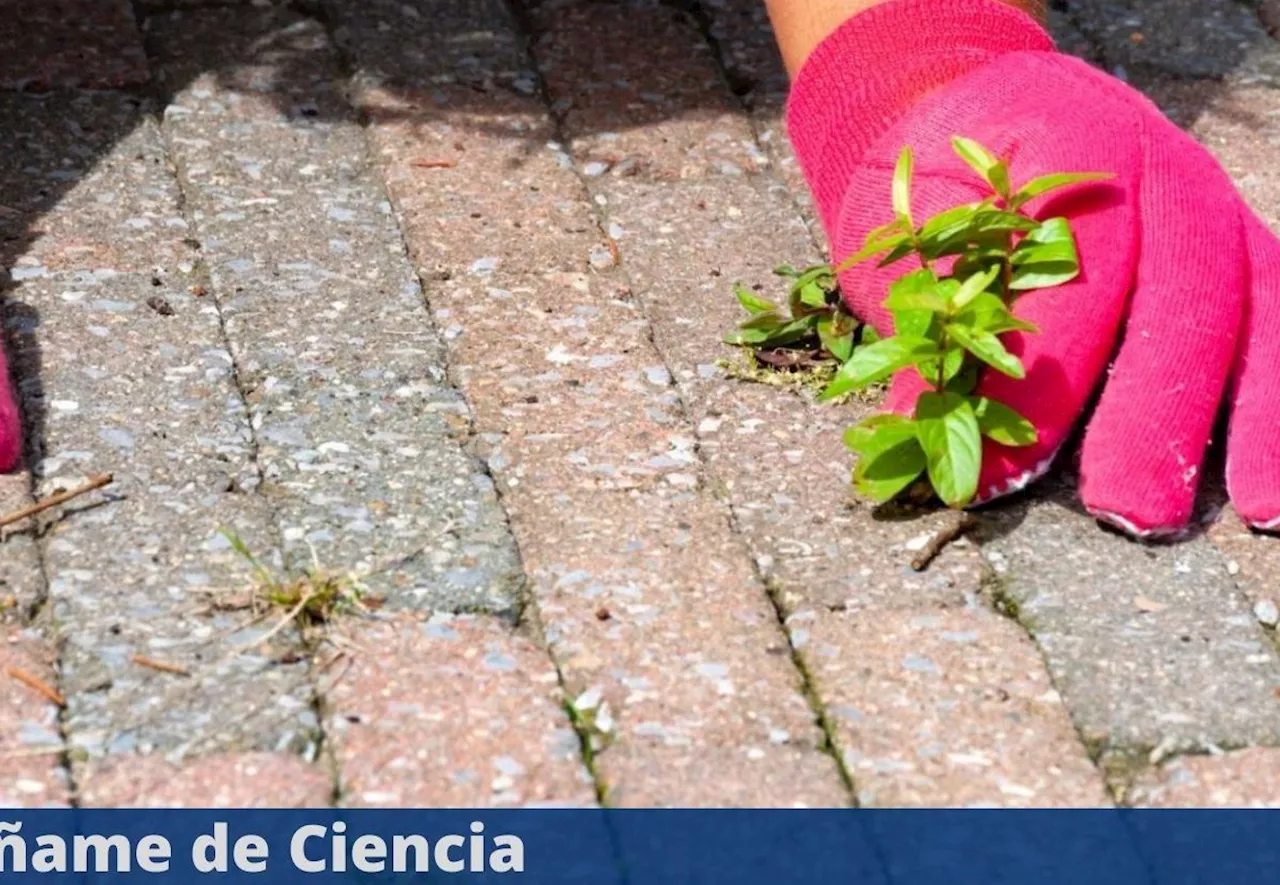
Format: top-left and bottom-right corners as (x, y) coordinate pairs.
(324, 615), (594, 807)
(78, 753), (331, 807)
(0, 629), (70, 806)
(1130, 748), (1280, 807)
(804, 607), (1108, 806)
(0, 0), (148, 90)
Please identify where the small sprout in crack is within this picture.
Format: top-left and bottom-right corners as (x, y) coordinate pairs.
(721, 263), (871, 394)
(221, 528), (376, 629)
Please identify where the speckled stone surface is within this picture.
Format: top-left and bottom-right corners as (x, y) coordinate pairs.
(78, 751), (332, 807)
(1, 69), (321, 765)
(602, 176), (986, 614)
(0, 93), (189, 275)
(1061, 0), (1280, 83)
(0, 475), (42, 615)
(324, 613), (594, 807)
(1129, 748), (1280, 807)
(146, 5), (524, 616)
(528, 0), (767, 182)
(804, 605), (1109, 807)
(980, 480), (1280, 756)
(24, 265), (318, 761)
(0, 0), (148, 91)
(0, 628), (70, 807)
(5, 0), (1280, 810)
(337, 0), (849, 805)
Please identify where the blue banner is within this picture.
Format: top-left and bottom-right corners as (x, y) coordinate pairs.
(0, 809), (1274, 884)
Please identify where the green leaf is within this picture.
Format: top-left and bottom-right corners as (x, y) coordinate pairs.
(972, 396), (1038, 447)
(836, 231), (912, 272)
(817, 312), (857, 362)
(918, 208), (1037, 260)
(915, 391), (982, 508)
(892, 146), (914, 226)
(946, 324), (1025, 379)
(773, 264), (799, 278)
(952, 137), (999, 180)
(819, 335), (940, 401)
(972, 210), (1040, 236)
(883, 267), (945, 313)
(943, 347), (966, 382)
(951, 137), (1010, 198)
(734, 284), (777, 316)
(891, 275), (952, 341)
(945, 361), (980, 395)
(790, 281), (827, 315)
(1009, 216), (1080, 290)
(854, 437), (927, 502)
(950, 265), (1001, 310)
(916, 201), (985, 249)
(865, 217), (909, 243)
(918, 345), (968, 387)
(1010, 172), (1114, 210)
(859, 324), (881, 347)
(955, 292), (1038, 335)
(843, 413), (917, 455)
(727, 313), (815, 347)
(988, 162), (1011, 200)
(877, 239), (917, 268)
(845, 415), (927, 502)
(794, 264), (836, 290)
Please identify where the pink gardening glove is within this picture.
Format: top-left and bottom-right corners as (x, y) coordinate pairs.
(787, 0), (1280, 537)
(0, 345), (17, 472)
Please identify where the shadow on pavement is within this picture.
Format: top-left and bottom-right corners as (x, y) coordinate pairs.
(0, 0), (1271, 485)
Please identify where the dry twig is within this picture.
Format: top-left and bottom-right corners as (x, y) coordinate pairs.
(5, 666), (64, 706)
(911, 512), (977, 572)
(131, 654), (191, 677)
(0, 474), (113, 529)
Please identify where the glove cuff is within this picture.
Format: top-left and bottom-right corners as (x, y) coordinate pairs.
(785, 0), (1055, 233)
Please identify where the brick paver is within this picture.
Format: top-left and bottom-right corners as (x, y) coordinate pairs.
(0, 628), (69, 807)
(804, 606), (1108, 806)
(0, 0), (148, 91)
(145, 4), (524, 617)
(1129, 748), (1280, 807)
(3, 88), (316, 769)
(78, 752), (332, 807)
(981, 481), (1280, 757)
(325, 614), (594, 807)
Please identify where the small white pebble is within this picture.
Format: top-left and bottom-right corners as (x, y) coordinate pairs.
(1255, 600), (1279, 628)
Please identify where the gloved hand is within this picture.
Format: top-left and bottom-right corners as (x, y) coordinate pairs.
(786, 0), (1280, 536)
(0, 345), (17, 472)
